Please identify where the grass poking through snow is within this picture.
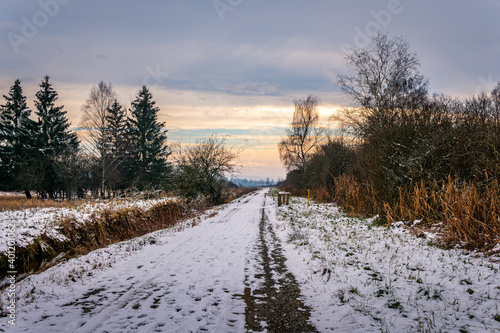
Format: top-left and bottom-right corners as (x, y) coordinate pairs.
(273, 195), (500, 332)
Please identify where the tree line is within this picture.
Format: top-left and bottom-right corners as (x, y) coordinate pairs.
(279, 32), (500, 249)
(231, 178), (277, 188)
(0, 76), (78, 199)
(0, 78), (239, 204)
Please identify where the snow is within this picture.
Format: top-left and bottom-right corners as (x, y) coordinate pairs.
(0, 192), (24, 196)
(3, 191), (264, 332)
(0, 197), (177, 254)
(271, 198), (500, 332)
(2, 189), (499, 332)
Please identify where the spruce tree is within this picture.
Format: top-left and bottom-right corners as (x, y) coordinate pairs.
(105, 99), (131, 191)
(0, 79), (35, 196)
(128, 86), (170, 189)
(1, 79), (31, 135)
(33, 76), (79, 199)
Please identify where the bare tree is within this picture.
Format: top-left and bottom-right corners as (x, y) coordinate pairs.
(279, 94), (324, 173)
(80, 81), (116, 198)
(492, 82), (500, 117)
(337, 32), (428, 137)
(176, 134), (240, 204)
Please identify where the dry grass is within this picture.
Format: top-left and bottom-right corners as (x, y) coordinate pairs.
(60, 200), (190, 256)
(0, 200), (190, 281)
(384, 177), (500, 251)
(0, 191), (173, 212)
(333, 174), (380, 217)
(223, 187), (257, 202)
(331, 174), (500, 251)
(0, 195), (87, 212)
(309, 187), (333, 204)
(0, 187), (256, 283)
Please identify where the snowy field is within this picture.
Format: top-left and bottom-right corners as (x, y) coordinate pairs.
(272, 197), (500, 332)
(1, 189), (499, 332)
(0, 197), (176, 254)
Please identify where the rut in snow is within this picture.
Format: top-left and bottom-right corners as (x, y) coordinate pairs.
(235, 198), (318, 332)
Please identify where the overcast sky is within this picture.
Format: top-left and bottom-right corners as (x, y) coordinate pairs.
(1, 0), (499, 179)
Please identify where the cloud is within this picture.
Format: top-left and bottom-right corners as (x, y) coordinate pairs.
(212, 79), (279, 95)
(1, 0), (500, 179)
(3, 1), (498, 98)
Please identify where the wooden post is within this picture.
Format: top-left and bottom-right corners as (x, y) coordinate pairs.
(308, 189), (310, 206)
(278, 192), (290, 207)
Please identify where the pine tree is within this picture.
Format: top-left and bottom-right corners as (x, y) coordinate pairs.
(128, 86), (170, 189)
(1, 79), (31, 136)
(105, 99), (131, 191)
(33, 76), (79, 199)
(0, 79), (36, 197)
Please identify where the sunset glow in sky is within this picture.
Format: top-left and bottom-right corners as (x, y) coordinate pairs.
(1, 1), (499, 179)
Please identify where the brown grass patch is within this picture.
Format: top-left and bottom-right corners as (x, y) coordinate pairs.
(223, 187), (257, 203)
(331, 174), (500, 251)
(206, 211), (219, 218)
(384, 177), (500, 251)
(333, 174), (380, 217)
(0, 188), (256, 286)
(0, 200), (190, 284)
(0, 195), (88, 212)
(309, 187), (333, 204)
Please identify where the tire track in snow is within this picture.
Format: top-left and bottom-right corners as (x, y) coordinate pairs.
(12, 190), (316, 332)
(235, 193), (318, 332)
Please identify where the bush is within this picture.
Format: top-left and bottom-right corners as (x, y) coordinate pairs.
(175, 135), (240, 205)
(279, 32), (500, 251)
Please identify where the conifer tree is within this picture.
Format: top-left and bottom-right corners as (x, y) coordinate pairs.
(105, 99), (131, 191)
(0, 79), (36, 197)
(1, 79), (31, 136)
(128, 86), (170, 189)
(33, 76), (79, 199)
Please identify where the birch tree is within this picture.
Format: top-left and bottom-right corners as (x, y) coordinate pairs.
(279, 94), (324, 173)
(80, 81), (116, 198)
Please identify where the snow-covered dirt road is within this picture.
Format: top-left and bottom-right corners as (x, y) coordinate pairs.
(4, 189), (499, 332)
(5, 189), (316, 332)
